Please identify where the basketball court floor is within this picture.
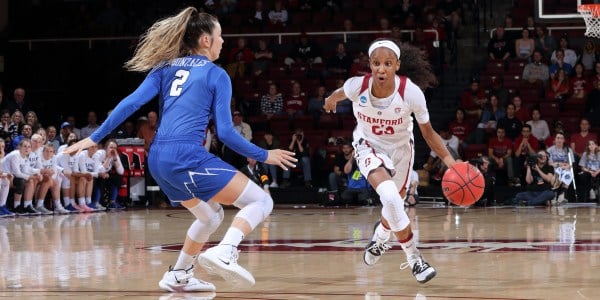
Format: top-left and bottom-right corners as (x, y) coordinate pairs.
(0, 202), (598, 300)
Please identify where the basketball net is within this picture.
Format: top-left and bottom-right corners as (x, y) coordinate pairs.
(579, 4), (600, 38)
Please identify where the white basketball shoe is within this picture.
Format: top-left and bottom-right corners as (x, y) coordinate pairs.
(158, 265), (216, 292)
(198, 245), (255, 287)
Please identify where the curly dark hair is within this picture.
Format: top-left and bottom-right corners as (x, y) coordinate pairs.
(370, 38), (438, 90)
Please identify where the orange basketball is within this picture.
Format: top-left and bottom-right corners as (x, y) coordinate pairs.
(442, 162), (485, 206)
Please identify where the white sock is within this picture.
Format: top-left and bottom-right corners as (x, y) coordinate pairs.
(85, 197), (92, 205)
(53, 199), (62, 208)
(372, 222), (391, 242)
(399, 233), (419, 260)
(36, 199), (45, 208)
(78, 198), (86, 206)
(173, 251), (196, 270)
(219, 227), (245, 247)
(24, 200), (32, 207)
(13, 200), (22, 209)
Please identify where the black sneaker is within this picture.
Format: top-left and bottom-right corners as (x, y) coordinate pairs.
(13, 206), (28, 216)
(24, 205), (41, 216)
(363, 221), (391, 266)
(401, 254), (437, 284)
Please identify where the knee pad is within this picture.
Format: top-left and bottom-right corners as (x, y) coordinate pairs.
(232, 181), (273, 230)
(186, 200), (224, 243)
(376, 180), (410, 231)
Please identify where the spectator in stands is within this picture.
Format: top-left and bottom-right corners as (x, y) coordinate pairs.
(80, 110), (100, 139)
(332, 78), (352, 115)
(6, 87), (31, 115)
(0, 110), (14, 151)
(570, 118), (598, 158)
(548, 68), (571, 109)
(526, 108), (550, 145)
(512, 150), (556, 206)
(547, 132), (575, 205)
(423, 127), (460, 181)
(511, 95), (530, 123)
(448, 107), (473, 150)
(470, 156), (497, 206)
(281, 128), (312, 189)
(460, 77), (486, 119)
(225, 37), (254, 80)
(246, 0), (267, 31)
(350, 52), (370, 76)
(478, 94), (505, 134)
(251, 38), (274, 77)
(10, 110), (25, 141)
(551, 36), (578, 68)
(488, 76), (509, 107)
(586, 79), (600, 127)
(577, 140), (600, 202)
(0, 88), (4, 112)
(25, 111), (42, 133)
(109, 119), (136, 139)
(66, 115), (81, 139)
(534, 25), (556, 62)
(240, 156), (270, 192)
(307, 85), (327, 128)
(46, 125), (60, 150)
(340, 156), (371, 206)
(257, 130), (280, 188)
(580, 39), (599, 72)
(283, 81), (307, 127)
(260, 82), (284, 121)
(497, 103), (523, 141)
(389, 0), (422, 27)
(514, 27), (534, 61)
(513, 124), (540, 186)
(487, 25), (511, 62)
(522, 50), (550, 88)
(323, 42), (353, 79)
(545, 120), (568, 149)
(488, 127), (516, 186)
(12, 124), (33, 150)
(549, 49), (573, 79)
(570, 62), (591, 99)
(373, 17), (392, 40)
(284, 32), (323, 67)
(58, 122), (74, 145)
(328, 140), (353, 194)
(267, 0), (288, 29)
(223, 111), (252, 169)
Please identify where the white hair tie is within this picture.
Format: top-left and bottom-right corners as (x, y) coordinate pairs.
(368, 40), (401, 59)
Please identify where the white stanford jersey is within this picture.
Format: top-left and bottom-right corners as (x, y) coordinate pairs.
(343, 74), (430, 148)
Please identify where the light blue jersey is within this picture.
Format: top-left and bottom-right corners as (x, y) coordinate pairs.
(90, 55), (267, 203)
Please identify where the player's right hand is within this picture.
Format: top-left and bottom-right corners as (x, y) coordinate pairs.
(265, 149), (297, 171)
(323, 97), (337, 113)
(63, 137), (97, 156)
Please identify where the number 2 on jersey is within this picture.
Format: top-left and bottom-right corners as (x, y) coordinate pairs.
(170, 69), (190, 96)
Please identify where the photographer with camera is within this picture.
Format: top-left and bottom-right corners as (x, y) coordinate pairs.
(513, 124), (540, 187)
(281, 128), (312, 188)
(512, 150), (556, 206)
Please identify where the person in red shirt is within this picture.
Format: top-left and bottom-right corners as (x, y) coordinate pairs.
(511, 95), (530, 124)
(488, 127), (516, 186)
(283, 81), (307, 127)
(448, 108), (473, 150)
(225, 37), (254, 79)
(513, 124), (540, 186)
(460, 78), (486, 119)
(570, 118), (598, 157)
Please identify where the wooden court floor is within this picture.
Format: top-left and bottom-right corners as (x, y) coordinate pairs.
(0, 203), (599, 300)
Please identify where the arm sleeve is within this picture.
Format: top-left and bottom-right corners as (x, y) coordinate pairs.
(90, 70), (161, 143)
(212, 69), (268, 162)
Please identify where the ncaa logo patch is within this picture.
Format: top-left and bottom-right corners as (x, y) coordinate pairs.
(359, 96), (367, 104)
(395, 107), (401, 114)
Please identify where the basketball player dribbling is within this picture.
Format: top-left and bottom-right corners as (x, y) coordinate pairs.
(323, 39), (457, 283)
(64, 7), (297, 293)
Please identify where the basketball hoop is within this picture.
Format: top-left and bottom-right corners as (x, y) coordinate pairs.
(579, 4), (600, 38)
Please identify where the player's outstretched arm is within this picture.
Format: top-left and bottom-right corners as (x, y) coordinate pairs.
(264, 149), (297, 171)
(63, 137), (97, 156)
(419, 122), (457, 168)
(323, 87), (347, 113)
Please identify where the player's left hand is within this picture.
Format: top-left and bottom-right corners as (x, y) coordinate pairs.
(265, 149), (297, 171)
(323, 97), (337, 113)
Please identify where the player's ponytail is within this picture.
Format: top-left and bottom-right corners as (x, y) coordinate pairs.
(397, 42), (438, 90)
(124, 7), (217, 72)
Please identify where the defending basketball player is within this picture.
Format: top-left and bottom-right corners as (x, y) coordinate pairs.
(63, 8), (297, 293)
(323, 39), (456, 283)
